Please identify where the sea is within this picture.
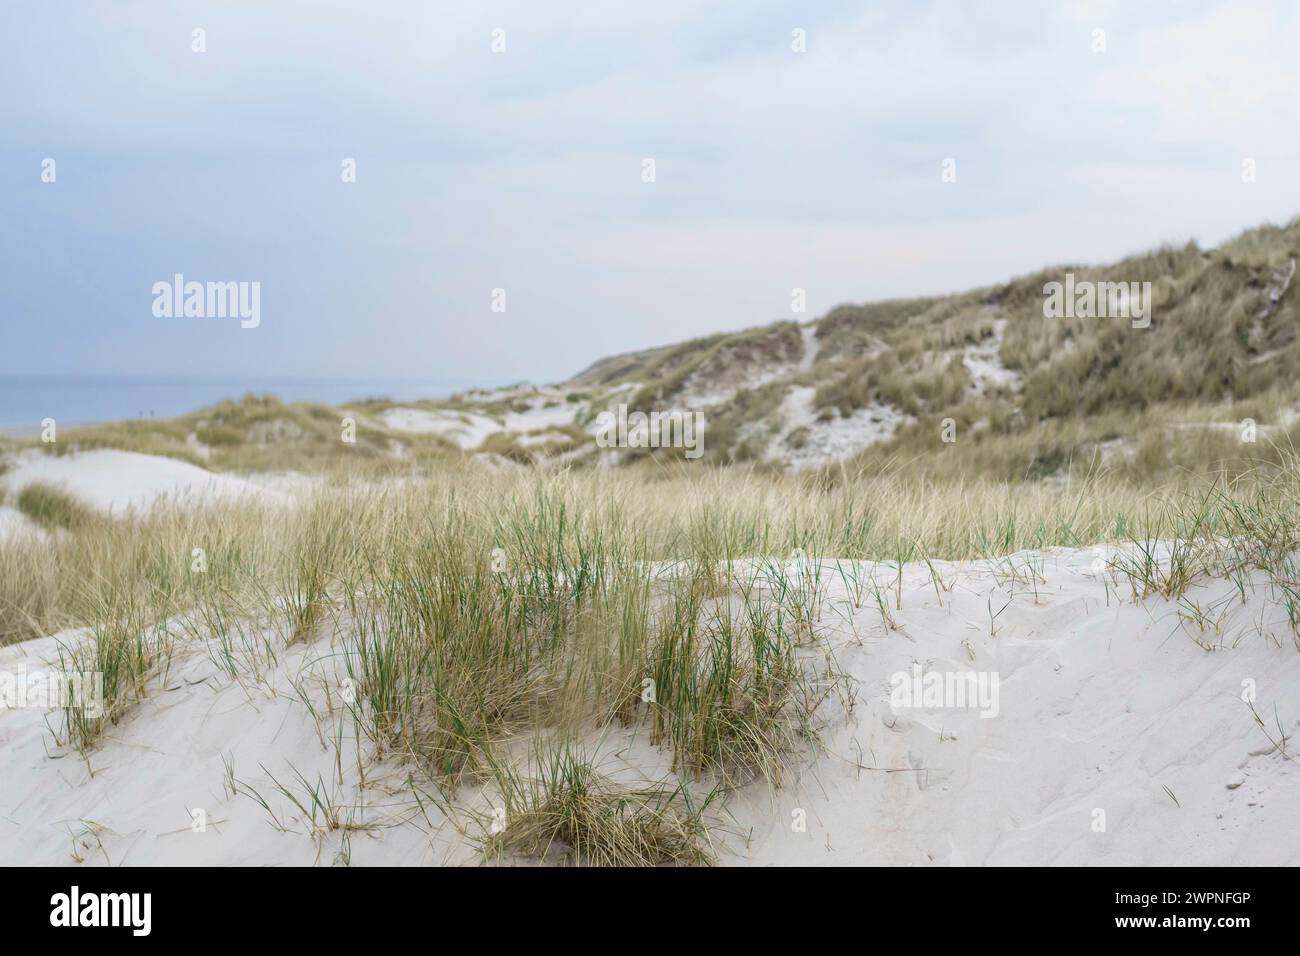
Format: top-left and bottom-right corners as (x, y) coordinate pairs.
(0, 376), (488, 435)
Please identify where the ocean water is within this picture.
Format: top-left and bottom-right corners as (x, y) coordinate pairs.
(0, 376), (487, 433)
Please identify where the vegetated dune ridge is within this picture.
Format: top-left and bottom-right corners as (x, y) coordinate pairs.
(0, 451), (1297, 866)
(1, 547), (1296, 866)
(553, 218), (1300, 473)
(3, 216), (1298, 480)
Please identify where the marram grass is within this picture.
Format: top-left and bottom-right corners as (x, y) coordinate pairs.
(8, 456), (1300, 861)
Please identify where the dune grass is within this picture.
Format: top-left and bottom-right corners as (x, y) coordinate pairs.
(8, 457), (1300, 651)
(557, 216), (1300, 475)
(15, 482), (100, 532)
(56, 583), (176, 753)
(481, 740), (718, 866)
(7, 453), (1300, 860)
(23, 393), (459, 477)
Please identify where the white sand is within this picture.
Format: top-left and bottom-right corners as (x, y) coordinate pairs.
(382, 400), (585, 451)
(0, 630), (452, 866)
(1, 450), (277, 519)
(768, 386), (911, 470)
(0, 505), (46, 542)
(2, 545), (1296, 865)
(516, 430), (573, 447)
(732, 548), (1300, 865)
(963, 319), (1020, 395)
(504, 399), (582, 432)
(798, 322), (821, 371)
(379, 408), (504, 448)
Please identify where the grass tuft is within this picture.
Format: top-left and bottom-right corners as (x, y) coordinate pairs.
(482, 742), (716, 866)
(15, 482), (100, 532)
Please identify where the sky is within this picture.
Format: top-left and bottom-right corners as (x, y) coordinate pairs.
(2, 0), (1299, 388)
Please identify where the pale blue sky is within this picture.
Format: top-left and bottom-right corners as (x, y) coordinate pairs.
(2, 0), (1298, 386)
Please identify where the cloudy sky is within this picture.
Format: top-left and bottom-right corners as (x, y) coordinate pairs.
(3, 0), (1298, 388)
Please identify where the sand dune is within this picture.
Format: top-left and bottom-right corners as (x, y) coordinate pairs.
(1, 449), (281, 520)
(3, 547), (1295, 866)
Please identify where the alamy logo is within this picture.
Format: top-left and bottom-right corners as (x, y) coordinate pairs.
(1043, 273), (1151, 329)
(595, 404), (705, 460)
(0, 667), (103, 717)
(889, 664), (1000, 718)
(50, 886), (151, 936)
(152, 273), (261, 328)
